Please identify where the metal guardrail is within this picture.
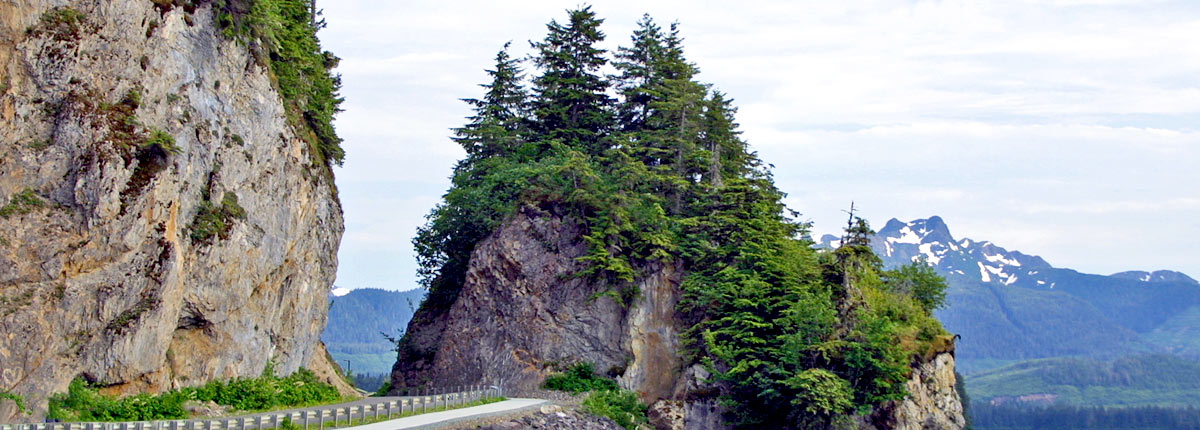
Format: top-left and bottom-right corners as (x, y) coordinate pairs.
(0, 385), (503, 430)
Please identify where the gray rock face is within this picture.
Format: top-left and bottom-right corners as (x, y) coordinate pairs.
(859, 352), (968, 430)
(393, 209), (966, 429)
(0, 0), (348, 421)
(391, 206), (644, 393)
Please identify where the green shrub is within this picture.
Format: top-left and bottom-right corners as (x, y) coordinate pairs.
(143, 128), (182, 155)
(785, 369), (854, 428)
(27, 139), (50, 150)
(0, 188), (47, 218)
(373, 380), (392, 397)
(190, 367), (340, 411)
(583, 389), (648, 430)
(190, 192), (248, 244)
(882, 260), (948, 312)
(48, 368), (341, 422)
(48, 379), (189, 422)
(542, 362), (619, 394)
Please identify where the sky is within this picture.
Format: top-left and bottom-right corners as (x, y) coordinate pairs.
(319, 0), (1200, 291)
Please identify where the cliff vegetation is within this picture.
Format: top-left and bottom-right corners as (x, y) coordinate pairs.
(407, 7), (951, 429)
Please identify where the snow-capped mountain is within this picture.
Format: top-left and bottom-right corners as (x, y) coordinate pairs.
(821, 216), (1196, 290)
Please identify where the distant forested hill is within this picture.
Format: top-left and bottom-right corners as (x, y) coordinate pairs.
(970, 354), (1200, 407)
(322, 288), (425, 376)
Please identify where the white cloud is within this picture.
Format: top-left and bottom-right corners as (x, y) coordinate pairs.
(320, 0), (1200, 288)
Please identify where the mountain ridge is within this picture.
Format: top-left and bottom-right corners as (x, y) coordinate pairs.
(823, 217), (1194, 289)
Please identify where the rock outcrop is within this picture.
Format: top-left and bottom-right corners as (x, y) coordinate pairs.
(391, 206), (652, 393)
(392, 208), (966, 429)
(859, 352), (968, 430)
(0, 0), (348, 421)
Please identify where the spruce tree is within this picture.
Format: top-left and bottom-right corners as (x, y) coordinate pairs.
(453, 42), (529, 163)
(613, 14), (665, 131)
(531, 6), (615, 156)
(701, 91), (747, 188)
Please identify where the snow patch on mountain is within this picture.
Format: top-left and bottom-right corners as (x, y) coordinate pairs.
(890, 226), (923, 245)
(985, 253), (1022, 267)
(919, 242), (943, 265)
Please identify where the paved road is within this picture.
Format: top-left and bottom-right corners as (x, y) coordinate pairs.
(0, 389), (510, 430)
(341, 399), (548, 430)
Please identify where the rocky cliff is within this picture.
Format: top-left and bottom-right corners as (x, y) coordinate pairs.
(393, 208), (966, 429)
(860, 352), (967, 430)
(0, 0), (349, 421)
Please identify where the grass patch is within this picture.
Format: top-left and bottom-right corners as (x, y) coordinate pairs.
(0, 391), (27, 414)
(27, 139), (51, 150)
(0, 188), (47, 218)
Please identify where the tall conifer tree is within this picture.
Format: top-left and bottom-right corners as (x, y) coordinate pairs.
(531, 6), (614, 155)
(613, 14), (665, 131)
(453, 42), (528, 163)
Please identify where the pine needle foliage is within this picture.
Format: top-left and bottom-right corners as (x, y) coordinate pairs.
(409, 8), (950, 429)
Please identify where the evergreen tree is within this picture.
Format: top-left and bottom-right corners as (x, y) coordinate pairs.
(531, 6), (614, 155)
(646, 70), (706, 214)
(613, 19), (709, 214)
(612, 14), (665, 131)
(700, 91), (746, 188)
(453, 42), (528, 163)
